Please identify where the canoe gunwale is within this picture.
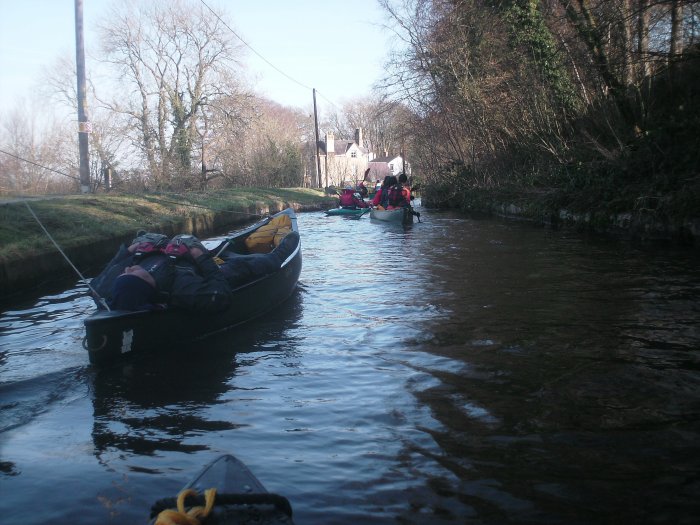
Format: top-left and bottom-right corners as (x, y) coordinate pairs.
(149, 454), (295, 524)
(84, 208), (301, 365)
(324, 207), (370, 217)
(369, 206), (414, 224)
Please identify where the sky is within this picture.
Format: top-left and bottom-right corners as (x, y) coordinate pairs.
(0, 0), (394, 118)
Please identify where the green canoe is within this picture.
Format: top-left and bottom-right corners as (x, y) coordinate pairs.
(325, 207), (370, 217)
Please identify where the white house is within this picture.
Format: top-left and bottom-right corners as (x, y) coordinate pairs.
(367, 154), (409, 184)
(315, 128), (374, 188)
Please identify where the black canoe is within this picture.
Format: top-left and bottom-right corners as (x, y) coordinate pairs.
(150, 454), (295, 524)
(83, 208), (302, 366)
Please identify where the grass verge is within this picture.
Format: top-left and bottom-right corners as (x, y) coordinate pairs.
(0, 187), (333, 264)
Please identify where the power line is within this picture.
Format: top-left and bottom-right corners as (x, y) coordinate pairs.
(199, 0), (314, 93)
(198, 1), (344, 114)
(0, 149), (80, 181)
(315, 90), (342, 113)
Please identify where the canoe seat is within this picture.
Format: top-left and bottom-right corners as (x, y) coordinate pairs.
(244, 214), (292, 254)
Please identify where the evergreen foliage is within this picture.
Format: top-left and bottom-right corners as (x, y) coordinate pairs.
(503, 0), (579, 113)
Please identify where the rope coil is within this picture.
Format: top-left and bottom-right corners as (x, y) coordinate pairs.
(154, 488), (217, 525)
(150, 490), (294, 521)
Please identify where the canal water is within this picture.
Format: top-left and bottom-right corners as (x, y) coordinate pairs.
(1, 204), (699, 524)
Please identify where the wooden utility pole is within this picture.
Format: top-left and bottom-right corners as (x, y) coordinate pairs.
(401, 137), (406, 174)
(313, 89), (322, 188)
(75, 0), (91, 193)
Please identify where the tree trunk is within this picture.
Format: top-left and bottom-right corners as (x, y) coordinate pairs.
(561, 0), (637, 128)
(621, 0), (634, 88)
(670, 0), (684, 82)
(637, 0), (651, 80)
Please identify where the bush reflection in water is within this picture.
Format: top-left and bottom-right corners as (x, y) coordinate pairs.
(1, 207), (699, 524)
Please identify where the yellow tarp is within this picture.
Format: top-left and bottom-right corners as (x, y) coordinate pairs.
(244, 214), (292, 254)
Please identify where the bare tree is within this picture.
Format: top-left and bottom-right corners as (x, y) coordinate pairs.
(0, 104), (78, 195)
(213, 97), (309, 188)
(378, 0), (564, 185)
(97, 0), (248, 189)
(379, 0), (699, 188)
(41, 54), (138, 192)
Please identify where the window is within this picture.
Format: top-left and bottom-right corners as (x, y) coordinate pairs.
(351, 151), (357, 158)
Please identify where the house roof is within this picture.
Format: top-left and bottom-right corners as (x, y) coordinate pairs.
(369, 155), (402, 163)
(318, 139), (364, 156)
(335, 140), (355, 155)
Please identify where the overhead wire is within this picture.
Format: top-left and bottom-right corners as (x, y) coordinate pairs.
(198, 0), (342, 113)
(199, 0), (313, 93)
(1, 1), (353, 205)
(0, 148), (80, 181)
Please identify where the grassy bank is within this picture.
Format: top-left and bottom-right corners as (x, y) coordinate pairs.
(0, 188), (334, 263)
(0, 188), (335, 299)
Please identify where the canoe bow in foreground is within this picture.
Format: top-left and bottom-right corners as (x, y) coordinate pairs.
(149, 454), (295, 525)
(83, 208), (302, 366)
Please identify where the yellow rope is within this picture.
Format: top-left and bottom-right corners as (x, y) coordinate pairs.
(154, 488), (217, 525)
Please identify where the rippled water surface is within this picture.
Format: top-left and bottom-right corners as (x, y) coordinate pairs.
(1, 205), (699, 524)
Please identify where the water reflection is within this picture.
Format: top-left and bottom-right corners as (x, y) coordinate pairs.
(1, 209), (699, 524)
(90, 352), (239, 457)
(402, 222), (700, 522)
(89, 291), (305, 461)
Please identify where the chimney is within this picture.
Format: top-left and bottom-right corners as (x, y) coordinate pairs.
(355, 128), (363, 147)
(326, 132), (335, 155)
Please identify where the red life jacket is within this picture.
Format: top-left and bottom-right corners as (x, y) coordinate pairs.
(387, 184), (408, 207)
(339, 190), (357, 207)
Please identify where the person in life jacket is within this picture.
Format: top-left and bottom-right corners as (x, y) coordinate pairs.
(338, 185), (368, 208)
(386, 183), (410, 209)
(386, 173), (412, 209)
(91, 230), (300, 312)
(357, 181), (369, 198)
(398, 173), (412, 200)
(371, 175), (398, 210)
(91, 232), (232, 313)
